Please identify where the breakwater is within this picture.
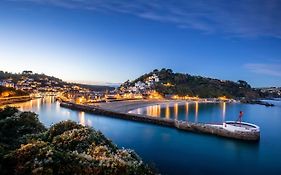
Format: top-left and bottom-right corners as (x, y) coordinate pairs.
(60, 102), (260, 141)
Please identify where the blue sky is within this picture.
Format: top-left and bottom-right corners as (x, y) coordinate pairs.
(0, 0), (280, 87)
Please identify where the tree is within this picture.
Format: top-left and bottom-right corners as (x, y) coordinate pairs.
(238, 80), (251, 88)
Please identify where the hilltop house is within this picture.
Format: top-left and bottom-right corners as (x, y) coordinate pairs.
(0, 79), (15, 88)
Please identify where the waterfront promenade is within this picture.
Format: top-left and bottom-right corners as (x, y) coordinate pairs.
(0, 96), (31, 107)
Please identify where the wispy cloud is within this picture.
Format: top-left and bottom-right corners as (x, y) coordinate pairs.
(6, 0), (281, 38)
(244, 63), (281, 77)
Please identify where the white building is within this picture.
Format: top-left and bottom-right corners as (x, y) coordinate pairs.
(135, 81), (146, 90)
(0, 80), (15, 88)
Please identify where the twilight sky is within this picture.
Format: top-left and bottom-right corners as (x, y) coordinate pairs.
(0, 0), (281, 87)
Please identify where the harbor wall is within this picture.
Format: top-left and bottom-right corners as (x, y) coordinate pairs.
(60, 102), (260, 141)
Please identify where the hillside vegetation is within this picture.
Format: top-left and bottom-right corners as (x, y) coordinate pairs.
(131, 68), (261, 98)
(0, 71), (64, 85)
(0, 71), (114, 92)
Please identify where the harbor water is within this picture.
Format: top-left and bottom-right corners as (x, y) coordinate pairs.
(15, 97), (281, 175)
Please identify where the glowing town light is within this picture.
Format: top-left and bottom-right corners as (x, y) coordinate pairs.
(218, 96), (228, 101)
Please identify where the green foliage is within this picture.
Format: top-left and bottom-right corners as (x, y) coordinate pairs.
(0, 107), (46, 147)
(0, 71), (63, 84)
(0, 108), (156, 175)
(0, 106), (18, 120)
(0, 71), (114, 92)
(238, 80), (251, 88)
(47, 120), (83, 140)
(0, 70), (66, 90)
(131, 68), (260, 98)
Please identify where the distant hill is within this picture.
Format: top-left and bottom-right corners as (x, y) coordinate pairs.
(71, 83), (115, 92)
(0, 71), (114, 92)
(0, 71), (65, 86)
(125, 68), (262, 98)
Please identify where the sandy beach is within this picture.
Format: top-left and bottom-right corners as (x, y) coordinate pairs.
(93, 100), (194, 113)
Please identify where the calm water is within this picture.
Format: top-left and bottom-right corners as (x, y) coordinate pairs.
(15, 97), (281, 175)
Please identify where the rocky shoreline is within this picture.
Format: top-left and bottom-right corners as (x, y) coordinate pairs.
(241, 99), (275, 107)
(60, 102), (260, 142)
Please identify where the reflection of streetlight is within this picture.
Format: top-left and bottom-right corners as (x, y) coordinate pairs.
(152, 105), (156, 116)
(146, 106), (151, 116)
(221, 102), (226, 121)
(157, 105), (161, 117)
(78, 111), (85, 126)
(146, 104), (161, 117)
(185, 102), (189, 121)
(147, 106), (156, 117)
(195, 102), (198, 122)
(37, 98), (41, 110)
(174, 103), (178, 120)
(165, 104), (170, 119)
(56, 101), (60, 112)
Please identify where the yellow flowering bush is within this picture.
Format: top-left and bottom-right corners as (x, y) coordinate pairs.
(0, 107), (157, 175)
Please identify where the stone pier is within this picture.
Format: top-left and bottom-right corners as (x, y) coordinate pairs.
(60, 102), (260, 142)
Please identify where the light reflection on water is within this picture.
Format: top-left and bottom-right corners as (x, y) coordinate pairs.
(165, 103), (170, 119)
(78, 111), (86, 126)
(185, 102), (189, 121)
(195, 102), (198, 122)
(10, 96), (281, 175)
(11, 97), (88, 126)
(221, 102), (226, 120)
(131, 101), (238, 123)
(174, 103), (178, 120)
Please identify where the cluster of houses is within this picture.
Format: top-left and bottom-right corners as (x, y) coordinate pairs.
(0, 71), (92, 97)
(258, 87), (281, 97)
(0, 71), (118, 102)
(119, 73), (160, 93)
(61, 85), (104, 104)
(1, 75), (62, 93)
(0, 78), (14, 88)
(103, 73), (160, 100)
(1, 71), (243, 104)
(63, 74), (163, 104)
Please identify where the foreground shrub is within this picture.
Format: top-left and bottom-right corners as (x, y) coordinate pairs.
(0, 107), (46, 147)
(0, 107), (157, 175)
